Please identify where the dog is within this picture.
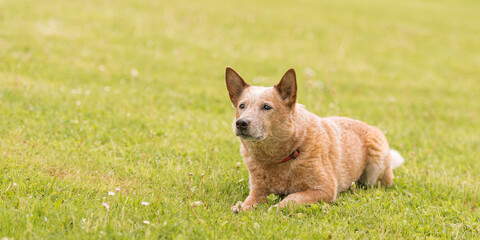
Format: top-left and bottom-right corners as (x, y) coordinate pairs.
(225, 67), (404, 212)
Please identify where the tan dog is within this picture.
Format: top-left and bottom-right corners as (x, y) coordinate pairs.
(226, 67), (404, 212)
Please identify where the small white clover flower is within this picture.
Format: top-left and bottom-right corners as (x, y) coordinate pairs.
(102, 202), (110, 210)
(108, 191), (115, 196)
(141, 201), (150, 206)
(131, 68), (139, 78)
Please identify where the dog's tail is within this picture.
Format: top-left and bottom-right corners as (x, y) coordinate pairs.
(390, 149), (405, 169)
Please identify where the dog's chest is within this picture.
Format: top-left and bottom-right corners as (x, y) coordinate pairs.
(250, 163), (316, 195)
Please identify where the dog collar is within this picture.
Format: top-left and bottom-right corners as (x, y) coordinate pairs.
(277, 148), (300, 164)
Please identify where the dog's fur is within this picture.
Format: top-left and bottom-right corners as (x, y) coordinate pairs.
(225, 67), (404, 211)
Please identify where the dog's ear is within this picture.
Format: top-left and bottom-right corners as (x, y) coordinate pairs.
(225, 67), (250, 107)
(274, 68), (297, 107)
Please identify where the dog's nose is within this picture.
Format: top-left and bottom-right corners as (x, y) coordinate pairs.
(236, 119), (250, 131)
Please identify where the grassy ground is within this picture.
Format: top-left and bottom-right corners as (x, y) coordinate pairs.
(1, 0), (479, 238)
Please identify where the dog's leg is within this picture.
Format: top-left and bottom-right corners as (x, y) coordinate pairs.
(378, 166), (394, 186)
(240, 189), (268, 211)
(359, 126), (394, 187)
(275, 187), (336, 208)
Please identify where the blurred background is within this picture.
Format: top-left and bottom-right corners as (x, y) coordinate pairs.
(2, 0), (479, 171)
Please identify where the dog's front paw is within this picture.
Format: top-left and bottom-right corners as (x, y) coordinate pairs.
(274, 198), (300, 210)
(231, 201), (243, 213)
(240, 202), (256, 211)
(231, 201), (257, 213)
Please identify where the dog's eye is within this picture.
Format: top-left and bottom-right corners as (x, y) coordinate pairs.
(239, 103), (245, 109)
(262, 104), (272, 110)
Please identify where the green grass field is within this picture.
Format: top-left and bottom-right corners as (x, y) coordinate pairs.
(1, 0), (479, 238)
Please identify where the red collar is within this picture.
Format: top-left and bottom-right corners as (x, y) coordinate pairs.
(277, 148), (300, 164)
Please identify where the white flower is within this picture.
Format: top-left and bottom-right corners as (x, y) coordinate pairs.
(141, 201), (150, 206)
(304, 67), (316, 78)
(102, 202), (110, 209)
(131, 68), (139, 78)
(108, 191), (115, 196)
(143, 220), (150, 224)
(115, 187), (121, 191)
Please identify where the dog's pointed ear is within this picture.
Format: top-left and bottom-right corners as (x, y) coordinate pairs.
(225, 67), (250, 106)
(274, 68), (297, 107)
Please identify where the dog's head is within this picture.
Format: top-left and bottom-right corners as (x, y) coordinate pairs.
(225, 67), (297, 141)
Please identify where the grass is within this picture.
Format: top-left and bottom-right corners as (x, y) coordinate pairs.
(1, 0), (479, 238)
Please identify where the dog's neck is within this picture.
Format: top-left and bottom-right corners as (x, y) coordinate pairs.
(240, 108), (307, 165)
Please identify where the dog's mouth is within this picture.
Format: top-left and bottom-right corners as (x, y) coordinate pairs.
(236, 131), (265, 141)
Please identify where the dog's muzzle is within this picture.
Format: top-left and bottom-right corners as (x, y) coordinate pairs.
(236, 118), (250, 131)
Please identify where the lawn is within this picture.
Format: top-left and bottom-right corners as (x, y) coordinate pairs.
(1, 0), (479, 238)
